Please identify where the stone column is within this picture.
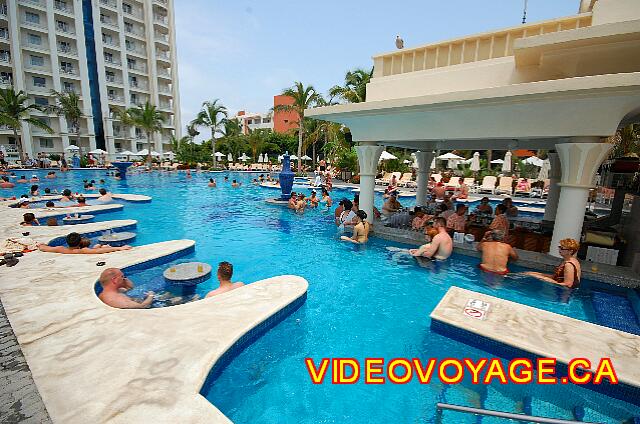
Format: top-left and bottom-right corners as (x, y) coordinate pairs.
(355, 142), (384, 221)
(549, 140), (613, 257)
(543, 152), (561, 222)
(415, 151), (434, 206)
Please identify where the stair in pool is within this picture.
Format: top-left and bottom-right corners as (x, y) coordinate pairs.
(591, 290), (640, 336)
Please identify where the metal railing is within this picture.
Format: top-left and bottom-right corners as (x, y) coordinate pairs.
(99, 0), (117, 8)
(56, 25), (75, 35)
(60, 66), (76, 75)
(125, 27), (144, 37)
(155, 32), (169, 42)
(104, 57), (122, 66)
(105, 75), (123, 84)
(153, 14), (168, 25)
(436, 403), (595, 424)
(54, 1), (72, 13)
(156, 50), (170, 59)
(57, 45), (77, 55)
(127, 62), (147, 72)
(23, 19), (47, 30)
(108, 94), (124, 102)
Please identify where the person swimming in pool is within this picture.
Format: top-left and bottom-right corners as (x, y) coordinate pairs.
(477, 229), (518, 274)
(231, 179), (241, 188)
(340, 210), (370, 244)
(208, 178), (217, 187)
(98, 268), (154, 309)
(409, 217), (452, 260)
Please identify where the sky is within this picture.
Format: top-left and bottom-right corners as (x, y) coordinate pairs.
(174, 0), (578, 141)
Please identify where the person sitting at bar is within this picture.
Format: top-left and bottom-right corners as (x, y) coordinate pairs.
(502, 198), (518, 217)
(341, 210), (370, 244)
(477, 229), (518, 275)
(451, 177), (469, 200)
(382, 192), (402, 215)
(431, 182), (446, 200)
(487, 204), (510, 238)
(409, 217), (453, 260)
(96, 188), (113, 203)
(524, 238), (581, 288)
(411, 207), (431, 231)
(38, 232), (132, 254)
(98, 268), (154, 309)
(475, 197), (493, 215)
(446, 204), (468, 233)
(206, 261), (244, 298)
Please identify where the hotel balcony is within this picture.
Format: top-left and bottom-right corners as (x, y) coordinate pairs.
(123, 8), (144, 21)
(125, 26), (144, 38)
(24, 63), (52, 75)
(57, 44), (78, 56)
(153, 14), (168, 26)
(105, 74), (123, 85)
(154, 32), (169, 43)
(59, 66), (78, 77)
(22, 39), (49, 52)
(104, 57), (122, 67)
(103, 38), (119, 49)
(54, 1), (74, 15)
(153, 0), (168, 7)
(127, 62), (147, 73)
(99, 0), (117, 9)
(155, 50), (170, 61)
(107, 93), (125, 104)
(22, 19), (47, 32)
(19, 0), (45, 10)
(0, 52), (10, 65)
(100, 17), (118, 30)
(158, 100), (172, 111)
(126, 45), (146, 57)
(158, 86), (172, 96)
(0, 4), (7, 19)
(0, 29), (9, 43)
(56, 24), (76, 36)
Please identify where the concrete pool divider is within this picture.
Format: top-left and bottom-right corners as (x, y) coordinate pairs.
(0, 219), (138, 246)
(430, 287), (640, 405)
(0, 238), (308, 423)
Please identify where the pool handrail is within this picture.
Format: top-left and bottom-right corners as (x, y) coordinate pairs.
(435, 402), (598, 424)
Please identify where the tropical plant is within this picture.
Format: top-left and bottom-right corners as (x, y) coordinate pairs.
(246, 128), (278, 161)
(329, 67), (373, 104)
(190, 99), (227, 167)
(0, 87), (53, 162)
(48, 90), (83, 151)
(274, 82), (321, 171)
(608, 124), (639, 159)
(114, 102), (165, 165)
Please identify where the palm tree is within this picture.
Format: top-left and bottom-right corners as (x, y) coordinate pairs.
(115, 102), (164, 165)
(49, 89), (83, 159)
(190, 99), (227, 167)
(328, 68), (373, 104)
(0, 87), (53, 163)
(274, 82), (321, 171)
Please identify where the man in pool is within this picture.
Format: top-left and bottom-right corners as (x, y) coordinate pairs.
(98, 268), (154, 309)
(206, 262), (244, 298)
(96, 188), (113, 202)
(60, 189), (74, 203)
(231, 179), (241, 188)
(409, 217), (452, 260)
(38, 232), (132, 254)
(476, 229), (518, 274)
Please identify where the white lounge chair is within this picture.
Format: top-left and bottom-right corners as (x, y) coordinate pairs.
(495, 177), (513, 195)
(375, 172), (392, 185)
(478, 176), (497, 194)
(431, 173), (442, 183)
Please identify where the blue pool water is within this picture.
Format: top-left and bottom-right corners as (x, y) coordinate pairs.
(2, 169), (639, 423)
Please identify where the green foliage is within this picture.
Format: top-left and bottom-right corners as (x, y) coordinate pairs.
(328, 68), (373, 103)
(609, 124), (639, 159)
(335, 147), (358, 173)
(190, 99), (228, 165)
(517, 160), (540, 179)
(114, 102), (165, 165)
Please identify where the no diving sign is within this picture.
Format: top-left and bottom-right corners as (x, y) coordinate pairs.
(463, 299), (491, 320)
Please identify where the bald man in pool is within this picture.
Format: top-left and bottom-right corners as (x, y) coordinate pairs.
(98, 268), (154, 309)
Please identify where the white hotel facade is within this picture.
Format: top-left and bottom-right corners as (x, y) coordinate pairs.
(0, 0), (181, 161)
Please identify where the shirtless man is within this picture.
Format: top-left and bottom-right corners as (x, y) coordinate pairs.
(340, 210), (370, 244)
(98, 268), (154, 309)
(409, 217), (453, 260)
(59, 189), (74, 203)
(431, 182), (446, 200)
(208, 178), (217, 187)
(231, 179), (241, 188)
(477, 229), (518, 274)
(206, 262), (244, 298)
(382, 192), (402, 215)
(96, 188), (113, 202)
(38, 232), (132, 254)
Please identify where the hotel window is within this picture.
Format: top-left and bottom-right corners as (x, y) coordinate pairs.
(63, 82), (74, 93)
(56, 20), (69, 32)
(115, 142), (122, 150)
(60, 61), (73, 73)
(102, 33), (113, 44)
(30, 55), (44, 66)
(58, 41), (71, 53)
(129, 76), (138, 87)
(8, 137), (16, 146)
(34, 97), (48, 106)
(123, 3), (132, 14)
(130, 93), (138, 104)
(104, 52), (113, 63)
(25, 12), (40, 24)
(124, 22), (133, 33)
(0, 28), (8, 39)
(39, 138), (54, 149)
(32, 77), (46, 87)
(0, 50), (9, 62)
(105, 71), (115, 82)
(28, 33), (41, 45)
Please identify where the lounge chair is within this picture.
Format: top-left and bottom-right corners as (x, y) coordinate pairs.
(514, 178), (532, 197)
(375, 172), (392, 185)
(445, 178), (461, 190)
(398, 173), (413, 187)
(463, 177), (476, 192)
(478, 176), (497, 194)
(495, 177), (513, 195)
(431, 173), (442, 183)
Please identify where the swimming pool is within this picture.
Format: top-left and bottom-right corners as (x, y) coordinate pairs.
(2, 169), (639, 422)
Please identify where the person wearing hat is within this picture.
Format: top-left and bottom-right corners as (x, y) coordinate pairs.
(19, 199), (30, 209)
(30, 174), (39, 183)
(382, 191), (402, 215)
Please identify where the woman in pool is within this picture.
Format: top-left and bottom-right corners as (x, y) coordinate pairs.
(309, 190), (319, 208)
(320, 188), (332, 208)
(341, 210), (370, 244)
(524, 238), (581, 288)
(208, 178), (216, 187)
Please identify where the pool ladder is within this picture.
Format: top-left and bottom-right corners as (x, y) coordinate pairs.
(435, 403), (599, 423)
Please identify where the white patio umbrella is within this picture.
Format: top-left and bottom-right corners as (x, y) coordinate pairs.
(65, 145), (80, 151)
(150, 151), (161, 157)
(301, 155), (312, 161)
(379, 151), (397, 161)
(163, 151), (176, 160)
(89, 148), (107, 154)
(490, 159), (504, 164)
(436, 152), (464, 160)
(227, 153), (233, 162)
(239, 153), (250, 162)
(136, 149), (149, 156)
(470, 152), (481, 172)
(119, 150), (135, 156)
(290, 154), (299, 160)
(278, 155), (284, 162)
(263, 153), (269, 163)
(502, 151), (512, 173)
(538, 159), (551, 180)
(257, 153), (264, 163)
(214, 152), (225, 158)
(524, 156), (544, 167)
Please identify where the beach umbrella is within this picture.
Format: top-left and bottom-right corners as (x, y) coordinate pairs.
(278, 155), (284, 162)
(502, 151), (512, 172)
(89, 148), (107, 154)
(65, 144), (80, 151)
(436, 152), (463, 160)
(214, 152), (225, 158)
(490, 159), (504, 164)
(524, 156), (544, 167)
(150, 151), (161, 157)
(163, 151), (176, 160)
(379, 151), (397, 161)
(227, 153), (233, 162)
(470, 152), (481, 172)
(290, 154), (299, 160)
(538, 158), (551, 180)
(301, 155), (312, 161)
(239, 153), (250, 162)
(120, 150), (135, 156)
(258, 153), (264, 163)
(136, 149), (149, 156)
(263, 153), (269, 163)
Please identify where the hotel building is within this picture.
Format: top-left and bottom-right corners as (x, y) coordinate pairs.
(0, 0), (180, 160)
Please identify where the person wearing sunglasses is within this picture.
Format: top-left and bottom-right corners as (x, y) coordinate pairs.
(98, 268), (154, 309)
(524, 238), (581, 288)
